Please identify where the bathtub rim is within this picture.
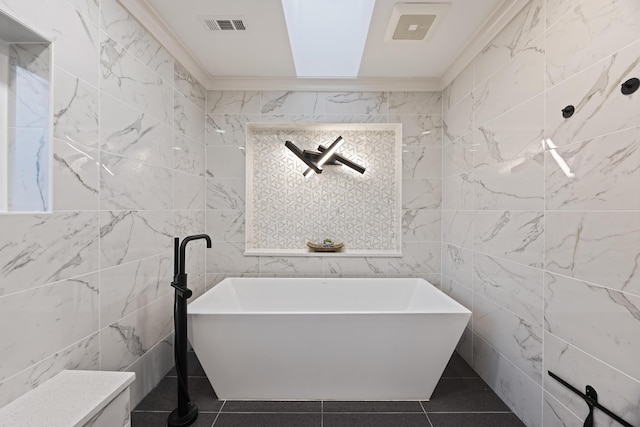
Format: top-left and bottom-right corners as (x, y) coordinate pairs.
(188, 277), (472, 316)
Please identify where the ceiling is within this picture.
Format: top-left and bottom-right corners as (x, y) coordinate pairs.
(130, 0), (526, 90)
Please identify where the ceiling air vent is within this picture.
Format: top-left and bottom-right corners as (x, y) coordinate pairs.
(199, 16), (247, 31)
(384, 3), (450, 41)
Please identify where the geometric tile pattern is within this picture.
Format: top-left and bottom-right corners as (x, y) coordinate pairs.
(248, 125), (401, 251)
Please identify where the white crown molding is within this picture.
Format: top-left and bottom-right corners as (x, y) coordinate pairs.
(118, 0), (528, 92)
(207, 77), (442, 92)
(440, 0), (530, 89)
(117, 0), (211, 86)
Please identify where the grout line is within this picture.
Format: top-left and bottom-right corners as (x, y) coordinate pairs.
(424, 411), (514, 414)
(419, 401), (434, 427)
(210, 400), (226, 426)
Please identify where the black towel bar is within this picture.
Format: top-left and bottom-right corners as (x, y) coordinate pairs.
(548, 371), (634, 427)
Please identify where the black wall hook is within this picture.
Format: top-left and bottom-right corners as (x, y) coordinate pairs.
(562, 105), (575, 118)
(621, 77), (639, 95)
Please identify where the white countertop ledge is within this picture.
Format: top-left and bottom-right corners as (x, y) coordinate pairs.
(244, 249), (403, 257)
(0, 370), (135, 427)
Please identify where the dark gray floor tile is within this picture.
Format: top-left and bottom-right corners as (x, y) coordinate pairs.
(441, 352), (478, 378)
(221, 400), (321, 413)
(167, 351), (207, 377)
(132, 411), (217, 427)
(323, 413), (431, 427)
(422, 378), (510, 412)
(323, 401), (423, 413)
(213, 413), (321, 427)
(134, 377), (222, 412)
(427, 412), (525, 426)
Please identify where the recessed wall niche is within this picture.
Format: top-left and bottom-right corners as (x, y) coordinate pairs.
(246, 123), (402, 257)
(0, 10), (52, 212)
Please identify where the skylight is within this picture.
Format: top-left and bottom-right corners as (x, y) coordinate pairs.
(281, 0), (376, 77)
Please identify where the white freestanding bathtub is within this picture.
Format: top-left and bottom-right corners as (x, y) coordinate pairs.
(187, 277), (471, 400)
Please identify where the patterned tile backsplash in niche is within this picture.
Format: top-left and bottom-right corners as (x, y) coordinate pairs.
(246, 123), (402, 255)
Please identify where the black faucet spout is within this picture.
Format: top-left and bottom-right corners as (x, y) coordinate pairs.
(179, 234), (212, 275)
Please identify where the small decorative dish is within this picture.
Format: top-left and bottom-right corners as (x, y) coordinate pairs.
(307, 241), (344, 252)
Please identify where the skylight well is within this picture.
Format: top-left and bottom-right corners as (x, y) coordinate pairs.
(281, 0), (376, 77)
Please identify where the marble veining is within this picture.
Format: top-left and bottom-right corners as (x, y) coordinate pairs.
(474, 210), (544, 268)
(442, 210), (473, 249)
(206, 114), (259, 146)
(66, 0), (100, 25)
(442, 173), (474, 211)
(443, 93), (473, 144)
(473, 334), (543, 427)
(402, 147), (442, 179)
(388, 242), (440, 274)
(0, 273), (99, 383)
(389, 115), (442, 146)
(53, 67), (99, 148)
(545, 126), (640, 210)
(543, 391), (582, 426)
(388, 91), (442, 115)
(442, 244), (472, 287)
(174, 171), (205, 210)
(325, 92), (387, 115)
(100, 93), (173, 168)
(206, 178), (245, 210)
(100, 0), (174, 82)
(323, 257), (388, 277)
(206, 146), (246, 179)
(402, 179), (442, 210)
(473, 37), (545, 126)
(7, 127), (49, 211)
(100, 35), (172, 126)
(100, 253), (173, 327)
(473, 292), (543, 384)
(173, 133), (205, 176)
(546, 0), (640, 87)
(53, 139), (99, 210)
(261, 91), (323, 115)
(544, 272), (640, 381)
(474, 158), (544, 210)
(207, 91), (261, 114)
(443, 134), (474, 177)
(445, 63), (473, 109)
(207, 242), (260, 274)
(473, 253), (543, 327)
(0, 212), (99, 296)
(174, 90), (205, 143)
(474, 0), (544, 85)
(174, 61), (206, 111)
(544, 212), (640, 295)
(100, 210), (173, 269)
(473, 95), (544, 170)
(0, 333), (99, 409)
(402, 210), (441, 242)
(100, 294), (173, 371)
(100, 154), (173, 211)
(206, 210), (245, 243)
(546, 38), (640, 144)
(8, 43), (50, 128)
(259, 257), (323, 275)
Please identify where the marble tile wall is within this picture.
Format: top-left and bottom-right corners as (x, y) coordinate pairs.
(0, 0), (205, 409)
(205, 91), (442, 284)
(442, 0), (640, 425)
